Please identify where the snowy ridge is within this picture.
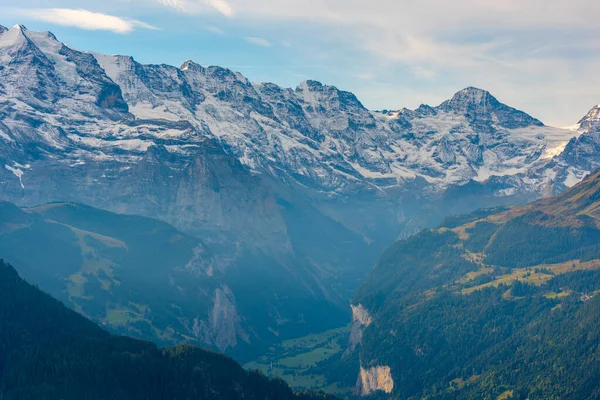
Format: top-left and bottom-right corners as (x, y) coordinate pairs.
(0, 25), (597, 197)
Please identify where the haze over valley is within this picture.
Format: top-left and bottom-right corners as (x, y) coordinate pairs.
(1, 7), (600, 399)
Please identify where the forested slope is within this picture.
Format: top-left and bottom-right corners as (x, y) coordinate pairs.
(0, 260), (337, 400)
(348, 170), (600, 399)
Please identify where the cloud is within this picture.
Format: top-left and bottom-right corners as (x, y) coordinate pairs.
(12, 0), (598, 124)
(354, 73), (375, 80)
(206, 0), (233, 16)
(156, 0), (233, 16)
(245, 36), (271, 47)
(157, 0), (185, 10)
(204, 25), (225, 34)
(16, 8), (157, 33)
(205, 0), (599, 125)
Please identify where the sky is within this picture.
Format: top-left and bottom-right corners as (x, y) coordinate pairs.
(2, 0), (600, 126)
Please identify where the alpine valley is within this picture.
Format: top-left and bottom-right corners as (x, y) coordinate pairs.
(1, 21), (600, 381)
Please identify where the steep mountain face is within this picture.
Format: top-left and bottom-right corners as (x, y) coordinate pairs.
(578, 105), (600, 132)
(0, 24), (370, 357)
(346, 170), (600, 399)
(1, 24), (599, 358)
(0, 201), (347, 360)
(555, 105), (600, 180)
(0, 259), (338, 400)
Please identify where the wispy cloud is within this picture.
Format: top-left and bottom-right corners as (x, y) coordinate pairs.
(157, 0), (185, 10)
(204, 25), (225, 34)
(354, 72), (375, 80)
(245, 36), (271, 47)
(8, 0), (599, 124)
(15, 8), (157, 33)
(156, 0), (233, 16)
(207, 0), (233, 16)
(412, 66), (437, 79)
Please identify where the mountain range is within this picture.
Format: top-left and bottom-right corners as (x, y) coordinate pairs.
(1, 22), (600, 362)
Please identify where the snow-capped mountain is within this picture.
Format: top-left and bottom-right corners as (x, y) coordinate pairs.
(550, 105), (600, 187)
(0, 24), (599, 354)
(0, 24), (591, 197)
(578, 104), (600, 132)
(90, 54), (582, 194)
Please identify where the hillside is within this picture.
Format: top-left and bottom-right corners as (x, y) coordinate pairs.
(0, 201), (347, 361)
(346, 170), (600, 399)
(0, 259), (339, 400)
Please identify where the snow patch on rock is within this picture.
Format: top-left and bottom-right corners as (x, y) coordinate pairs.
(5, 163), (29, 189)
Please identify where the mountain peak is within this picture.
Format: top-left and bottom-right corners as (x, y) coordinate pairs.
(180, 60), (204, 72)
(438, 86), (543, 129)
(443, 86), (496, 109)
(12, 24), (27, 31)
(296, 80), (324, 92)
(578, 104), (600, 131)
(0, 25), (7, 34)
(0, 23), (30, 49)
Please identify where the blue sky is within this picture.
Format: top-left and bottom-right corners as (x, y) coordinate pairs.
(2, 0), (600, 126)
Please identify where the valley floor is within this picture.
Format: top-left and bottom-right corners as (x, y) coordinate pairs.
(245, 326), (353, 396)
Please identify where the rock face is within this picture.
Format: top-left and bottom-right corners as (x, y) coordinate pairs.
(1, 24), (600, 357)
(345, 304), (372, 355)
(193, 286), (249, 351)
(357, 365), (394, 396)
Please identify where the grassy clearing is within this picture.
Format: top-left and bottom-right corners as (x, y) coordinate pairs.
(279, 340), (341, 368)
(63, 222), (126, 300)
(497, 390), (514, 400)
(544, 291), (572, 299)
(461, 259), (600, 295)
(457, 264), (494, 284)
(104, 305), (146, 326)
(244, 326), (349, 393)
(67, 273), (92, 299)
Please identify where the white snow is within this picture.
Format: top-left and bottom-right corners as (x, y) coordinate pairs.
(542, 141), (570, 159)
(2, 24), (598, 198)
(509, 125), (577, 142)
(129, 101), (185, 121)
(562, 123), (581, 132)
(14, 162), (31, 169)
(0, 25), (27, 63)
(5, 164), (25, 188)
(67, 134), (154, 152)
(0, 25), (26, 48)
(26, 30), (79, 86)
(564, 168), (584, 187)
(350, 162), (395, 180)
(0, 128), (12, 142)
(92, 53), (121, 81)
